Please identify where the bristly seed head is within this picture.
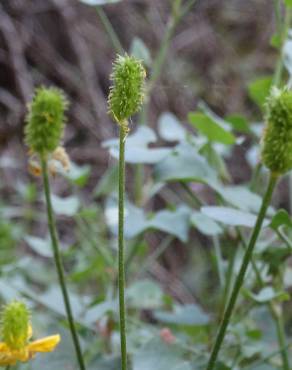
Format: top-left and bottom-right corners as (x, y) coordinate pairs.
(261, 86), (292, 175)
(1, 301), (30, 350)
(24, 86), (68, 156)
(108, 54), (146, 124)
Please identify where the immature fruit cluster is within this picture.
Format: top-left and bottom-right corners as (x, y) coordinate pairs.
(261, 87), (292, 175)
(108, 54), (146, 124)
(1, 301), (30, 350)
(25, 87), (68, 156)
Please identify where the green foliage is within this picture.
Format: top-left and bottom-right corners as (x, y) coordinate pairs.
(188, 112), (235, 145)
(248, 76), (273, 109)
(2, 3), (292, 370)
(25, 87), (68, 155)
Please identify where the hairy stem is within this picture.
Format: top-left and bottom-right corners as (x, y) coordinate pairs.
(41, 157), (86, 370)
(206, 172), (278, 370)
(118, 124), (128, 370)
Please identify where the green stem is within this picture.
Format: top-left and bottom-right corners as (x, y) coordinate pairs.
(271, 303), (290, 370)
(96, 7), (123, 54)
(118, 124), (128, 370)
(40, 157), (86, 370)
(273, 3), (292, 87)
(147, 0), (197, 93)
(139, 235), (174, 276)
(237, 228), (290, 370)
(134, 0), (197, 204)
(245, 341), (292, 369)
(206, 172), (278, 370)
(183, 183), (225, 287)
(249, 163), (262, 192)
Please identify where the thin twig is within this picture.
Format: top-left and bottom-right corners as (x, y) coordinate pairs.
(41, 157), (86, 370)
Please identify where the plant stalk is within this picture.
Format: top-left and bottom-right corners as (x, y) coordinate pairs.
(134, 0), (197, 205)
(206, 172), (278, 370)
(96, 7), (123, 54)
(237, 228), (290, 370)
(118, 124), (128, 370)
(41, 157), (86, 370)
(273, 3), (292, 87)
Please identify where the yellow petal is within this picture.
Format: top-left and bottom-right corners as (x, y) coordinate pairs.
(0, 344), (18, 365)
(28, 334), (60, 353)
(28, 324), (33, 340)
(0, 355), (17, 366)
(0, 342), (8, 351)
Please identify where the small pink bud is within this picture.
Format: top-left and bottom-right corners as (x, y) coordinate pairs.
(160, 327), (176, 344)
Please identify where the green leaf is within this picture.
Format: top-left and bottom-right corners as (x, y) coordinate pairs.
(270, 32), (281, 49)
(248, 76), (272, 108)
(252, 366), (278, 370)
(33, 286), (88, 317)
(284, 38), (292, 77)
(154, 304), (209, 326)
(214, 364), (231, 370)
(94, 164), (118, 198)
(127, 280), (164, 309)
(190, 212), (223, 236)
(83, 301), (116, 326)
(262, 246), (291, 276)
(133, 338), (192, 370)
(130, 37), (152, 67)
(66, 162), (91, 187)
(104, 126), (171, 164)
(106, 200), (191, 242)
(225, 114), (251, 134)
(200, 143), (231, 181)
(201, 206), (269, 228)
(31, 327), (77, 370)
(188, 112), (235, 145)
(24, 235), (53, 258)
(89, 355), (120, 370)
(154, 143), (217, 184)
(246, 287), (290, 303)
(285, 0), (292, 7)
(158, 112), (186, 142)
(50, 194), (80, 216)
(211, 184), (274, 215)
(147, 206), (190, 242)
(270, 209), (292, 230)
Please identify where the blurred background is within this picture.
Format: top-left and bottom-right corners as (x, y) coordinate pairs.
(2, 2), (292, 368)
(0, 0), (281, 300)
(0, 0), (274, 165)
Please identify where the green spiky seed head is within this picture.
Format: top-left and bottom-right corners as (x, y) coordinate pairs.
(25, 86), (68, 155)
(261, 87), (292, 175)
(108, 54), (146, 123)
(1, 301), (30, 350)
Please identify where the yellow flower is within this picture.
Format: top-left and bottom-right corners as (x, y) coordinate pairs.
(0, 325), (60, 365)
